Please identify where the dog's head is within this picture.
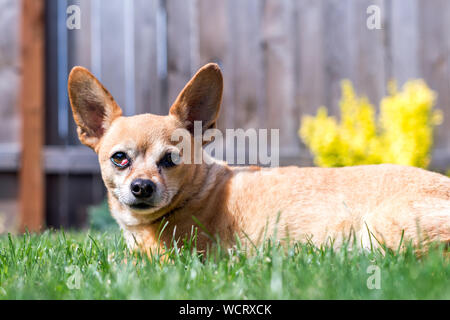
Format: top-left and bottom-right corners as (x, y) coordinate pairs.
(68, 63), (223, 217)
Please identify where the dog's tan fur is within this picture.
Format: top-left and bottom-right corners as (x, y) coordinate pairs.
(68, 63), (450, 253)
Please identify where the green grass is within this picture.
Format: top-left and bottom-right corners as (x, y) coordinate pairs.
(0, 230), (448, 299)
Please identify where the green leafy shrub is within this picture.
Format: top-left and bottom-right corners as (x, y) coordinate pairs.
(299, 80), (442, 168)
(88, 200), (118, 231)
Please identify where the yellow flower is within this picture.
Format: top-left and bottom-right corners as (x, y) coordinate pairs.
(299, 79), (440, 168)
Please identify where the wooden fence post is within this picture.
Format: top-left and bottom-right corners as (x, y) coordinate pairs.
(19, 0), (45, 232)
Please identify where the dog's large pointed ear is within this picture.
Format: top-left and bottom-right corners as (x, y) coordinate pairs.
(68, 66), (122, 151)
(169, 63), (223, 133)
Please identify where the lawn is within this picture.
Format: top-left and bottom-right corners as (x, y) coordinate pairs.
(0, 230), (448, 299)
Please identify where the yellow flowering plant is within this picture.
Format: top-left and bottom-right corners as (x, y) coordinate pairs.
(299, 80), (442, 168)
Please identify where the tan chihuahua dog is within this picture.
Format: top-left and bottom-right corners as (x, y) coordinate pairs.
(68, 63), (450, 253)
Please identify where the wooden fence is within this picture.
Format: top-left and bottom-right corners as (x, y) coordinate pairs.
(1, 0), (450, 231)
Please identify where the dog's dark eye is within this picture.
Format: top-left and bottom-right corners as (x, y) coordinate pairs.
(159, 151), (178, 168)
(111, 152), (130, 168)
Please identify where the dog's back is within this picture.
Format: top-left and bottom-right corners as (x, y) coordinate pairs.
(227, 164), (450, 249)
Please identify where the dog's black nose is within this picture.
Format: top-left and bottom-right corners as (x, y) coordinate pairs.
(130, 179), (155, 199)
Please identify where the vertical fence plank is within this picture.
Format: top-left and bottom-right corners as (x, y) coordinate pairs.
(198, 0), (229, 130)
(123, 0), (136, 116)
(225, 0), (265, 132)
(19, 0), (45, 232)
(198, 0), (227, 67)
(44, 0), (63, 146)
(322, 0), (355, 115)
(295, 0), (324, 163)
(0, 0), (21, 144)
(70, 0), (91, 69)
(100, 0), (127, 112)
(134, 0), (164, 115)
(90, 0), (102, 79)
(295, 0), (325, 116)
(44, 0), (65, 227)
(418, 0), (450, 167)
(68, 0), (92, 146)
(389, 0), (419, 84)
(54, 0), (71, 227)
(166, 0), (198, 108)
(444, 2), (450, 160)
(262, 0), (298, 154)
(351, 0), (386, 105)
(0, 0), (21, 231)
